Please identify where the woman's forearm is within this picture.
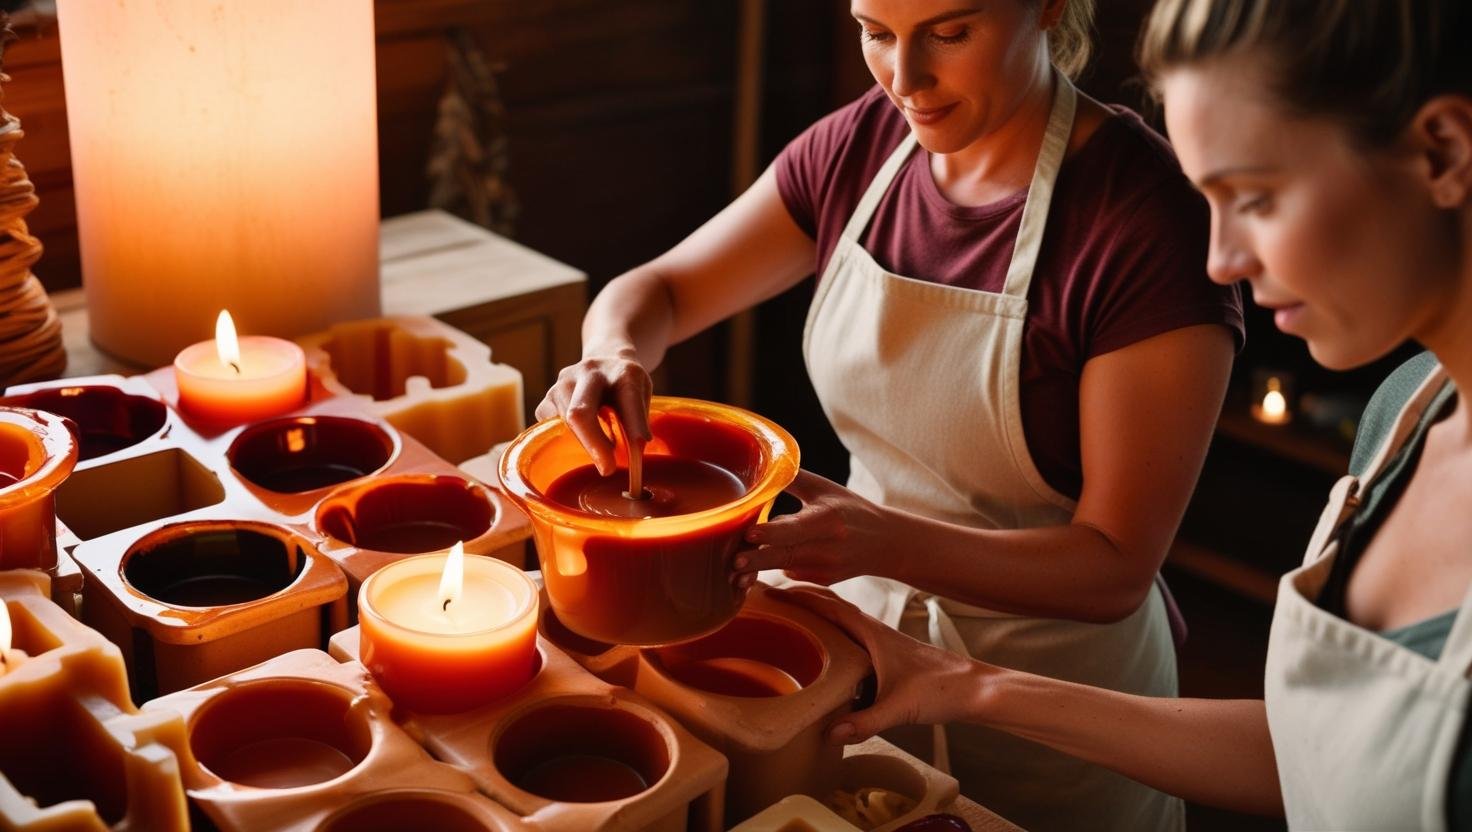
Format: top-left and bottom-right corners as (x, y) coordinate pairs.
(580, 267), (677, 369)
(975, 666), (1283, 816)
(882, 509), (1160, 622)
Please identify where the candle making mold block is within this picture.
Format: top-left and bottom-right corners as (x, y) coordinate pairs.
(0, 570), (190, 832)
(330, 626), (728, 832)
(142, 648), (523, 832)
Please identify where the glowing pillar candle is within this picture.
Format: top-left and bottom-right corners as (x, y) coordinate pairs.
(173, 311), (307, 425)
(359, 543), (539, 714)
(55, 0), (382, 368)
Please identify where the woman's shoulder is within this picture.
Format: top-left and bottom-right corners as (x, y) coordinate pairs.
(1062, 105), (1198, 215)
(1350, 352), (1443, 476)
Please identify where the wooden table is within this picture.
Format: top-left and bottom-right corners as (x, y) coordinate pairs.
(49, 209), (587, 425)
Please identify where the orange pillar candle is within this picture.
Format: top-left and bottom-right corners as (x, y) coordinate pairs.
(359, 543), (538, 714)
(173, 311), (307, 425)
(0, 409), (78, 571)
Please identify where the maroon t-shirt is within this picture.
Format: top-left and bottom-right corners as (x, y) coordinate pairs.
(776, 85), (1244, 500)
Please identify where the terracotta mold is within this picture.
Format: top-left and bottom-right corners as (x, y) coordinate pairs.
(142, 649), (524, 832)
(837, 736), (961, 832)
(730, 794), (861, 832)
(629, 583), (872, 826)
(330, 625), (728, 832)
(299, 315), (525, 465)
(0, 570), (190, 832)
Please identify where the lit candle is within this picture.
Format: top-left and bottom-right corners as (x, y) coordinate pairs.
(1252, 376), (1292, 425)
(173, 310), (307, 425)
(0, 601), (28, 678)
(358, 543), (538, 714)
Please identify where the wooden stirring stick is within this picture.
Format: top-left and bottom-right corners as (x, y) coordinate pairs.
(624, 436), (647, 501)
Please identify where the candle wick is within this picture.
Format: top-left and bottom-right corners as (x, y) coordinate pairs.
(442, 598), (451, 613)
(228, 361), (241, 375)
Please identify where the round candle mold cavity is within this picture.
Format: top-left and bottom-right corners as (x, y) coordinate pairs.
(229, 415), (395, 494)
(123, 524), (310, 608)
(5, 386), (166, 461)
(494, 703), (670, 803)
(539, 604), (614, 658)
(190, 680), (371, 789)
(317, 475), (494, 553)
(500, 397), (799, 646)
(320, 792), (494, 832)
(838, 753), (928, 803)
(321, 322), (466, 401)
(645, 614), (824, 698)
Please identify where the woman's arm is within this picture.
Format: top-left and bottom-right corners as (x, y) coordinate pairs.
(774, 587), (1284, 817)
(736, 323), (1234, 622)
(537, 165), (816, 471)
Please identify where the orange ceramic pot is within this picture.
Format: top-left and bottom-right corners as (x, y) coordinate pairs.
(500, 397), (798, 646)
(0, 407), (79, 570)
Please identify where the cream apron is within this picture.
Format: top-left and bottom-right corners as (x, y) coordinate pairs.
(1267, 366), (1472, 830)
(794, 74), (1183, 831)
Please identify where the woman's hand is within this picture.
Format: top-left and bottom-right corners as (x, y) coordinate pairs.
(770, 586), (988, 744)
(534, 348), (653, 476)
(731, 469), (899, 587)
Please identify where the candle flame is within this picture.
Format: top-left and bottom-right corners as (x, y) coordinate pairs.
(1262, 377), (1287, 422)
(0, 601), (10, 658)
(215, 310), (242, 374)
(438, 541), (465, 613)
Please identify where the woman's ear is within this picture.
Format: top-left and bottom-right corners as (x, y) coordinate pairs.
(1408, 95), (1472, 209)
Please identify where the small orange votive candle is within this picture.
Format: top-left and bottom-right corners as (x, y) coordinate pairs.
(359, 544), (539, 714)
(173, 311), (306, 425)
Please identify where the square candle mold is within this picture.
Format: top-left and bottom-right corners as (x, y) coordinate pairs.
(74, 517), (350, 701)
(836, 736), (961, 832)
(330, 626), (729, 832)
(0, 570), (191, 832)
(626, 583), (872, 826)
(142, 649), (525, 832)
(299, 315), (525, 465)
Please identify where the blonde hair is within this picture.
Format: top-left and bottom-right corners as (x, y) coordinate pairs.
(1138, 0), (1472, 146)
(1048, 0), (1096, 79)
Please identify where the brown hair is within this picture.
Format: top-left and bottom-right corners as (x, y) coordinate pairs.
(1047, 0), (1096, 80)
(1137, 0), (1472, 146)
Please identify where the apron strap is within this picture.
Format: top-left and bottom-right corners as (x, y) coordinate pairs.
(839, 132), (919, 244)
(1001, 74), (1077, 300)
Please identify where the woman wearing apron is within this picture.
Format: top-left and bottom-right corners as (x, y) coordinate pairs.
(783, 0), (1472, 828)
(537, 2), (1241, 828)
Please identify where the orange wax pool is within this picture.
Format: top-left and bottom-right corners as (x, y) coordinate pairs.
(359, 553), (538, 714)
(210, 737), (356, 788)
(546, 456), (746, 518)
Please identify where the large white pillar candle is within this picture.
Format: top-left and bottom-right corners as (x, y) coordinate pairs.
(55, 0), (382, 368)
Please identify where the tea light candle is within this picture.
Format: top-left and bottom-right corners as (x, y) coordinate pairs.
(359, 543), (538, 714)
(1252, 375), (1292, 426)
(173, 311), (307, 425)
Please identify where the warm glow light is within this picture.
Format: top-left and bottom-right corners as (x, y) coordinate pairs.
(0, 601), (10, 656)
(285, 428), (307, 454)
(1262, 389), (1287, 421)
(438, 541), (465, 614)
(215, 311), (241, 374)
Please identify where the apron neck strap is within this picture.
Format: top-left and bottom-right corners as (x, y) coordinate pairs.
(838, 71), (1078, 300)
(1002, 74), (1076, 300)
(840, 133), (917, 244)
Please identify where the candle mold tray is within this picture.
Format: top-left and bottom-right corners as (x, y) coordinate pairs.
(0, 570), (191, 832)
(537, 582), (873, 826)
(0, 315), (531, 702)
(328, 626), (728, 832)
(142, 648), (524, 832)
